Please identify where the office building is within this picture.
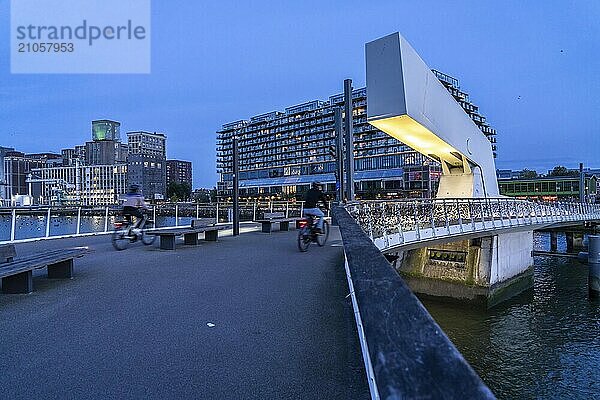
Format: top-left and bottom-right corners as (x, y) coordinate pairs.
(499, 175), (598, 202)
(217, 71), (497, 200)
(166, 160), (192, 188)
(3, 151), (61, 200)
(31, 163), (128, 206)
(85, 120), (128, 166)
(127, 131), (167, 200)
(85, 140), (128, 166)
(0, 146), (13, 204)
(92, 119), (121, 141)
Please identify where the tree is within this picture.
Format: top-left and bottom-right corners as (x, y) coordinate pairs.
(548, 166), (579, 177)
(167, 182), (192, 202)
(519, 169), (538, 179)
(193, 187), (217, 203)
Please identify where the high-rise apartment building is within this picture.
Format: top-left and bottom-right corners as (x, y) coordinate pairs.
(166, 160), (192, 188)
(432, 70), (498, 158)
(217, 72), (497, 200)
(127, 131), (167, 200)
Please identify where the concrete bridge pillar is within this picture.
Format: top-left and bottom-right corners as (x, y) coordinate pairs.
(566, 231), (585, 253)
(588, 235), (600, 298)
(550, 232), (558, 252)
(395, 231), (534, 307)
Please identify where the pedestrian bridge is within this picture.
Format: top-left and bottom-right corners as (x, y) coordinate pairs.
(346, 198), (600, 252)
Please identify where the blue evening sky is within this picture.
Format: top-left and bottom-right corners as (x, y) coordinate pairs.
(1, 1), (599, 187)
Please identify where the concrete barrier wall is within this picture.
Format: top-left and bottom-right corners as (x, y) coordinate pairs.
(333, 206), (495, 399)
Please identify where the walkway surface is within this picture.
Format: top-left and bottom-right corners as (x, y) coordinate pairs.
(0, 227), (369, 399)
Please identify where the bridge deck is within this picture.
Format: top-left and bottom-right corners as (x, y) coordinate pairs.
(0, 228), (369, 399)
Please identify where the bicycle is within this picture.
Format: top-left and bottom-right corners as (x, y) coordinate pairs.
(297, 212), (330, 252)
(111, 213), (156, 251)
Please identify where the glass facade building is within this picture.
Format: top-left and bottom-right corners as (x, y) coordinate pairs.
(217, 71), (497, 200)
(92, 119), (121, 142)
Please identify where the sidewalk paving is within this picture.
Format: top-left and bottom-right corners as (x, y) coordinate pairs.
(0, 227), (369, 399)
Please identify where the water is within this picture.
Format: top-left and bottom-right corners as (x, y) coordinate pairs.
(0, 213), (196, 241)
(0, 204), (304, 242)
(422, 233), (600, 399)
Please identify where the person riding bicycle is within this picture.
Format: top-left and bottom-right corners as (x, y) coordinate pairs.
(122, 184), (148, 234)
(303, 181), (328, 233)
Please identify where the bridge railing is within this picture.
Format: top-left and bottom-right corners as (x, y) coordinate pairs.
(346, 198), (600, 249)
(333, 206), (495, 399)
(0, 200), (322, 243)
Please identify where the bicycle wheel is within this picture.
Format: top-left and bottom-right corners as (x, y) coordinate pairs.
(111, 228), (130, 250)
(141, 231), (156, 245)
(297, 228), (311, 252)
(316, 220), (330, 247)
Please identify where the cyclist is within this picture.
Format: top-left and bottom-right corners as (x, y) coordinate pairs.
(122, 184), (148, 234)
(303, 181), (328, 233)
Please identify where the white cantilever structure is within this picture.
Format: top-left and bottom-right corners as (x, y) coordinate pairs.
(365, 32), (498, 198)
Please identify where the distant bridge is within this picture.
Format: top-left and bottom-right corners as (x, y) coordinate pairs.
(346, 198), (600, 252)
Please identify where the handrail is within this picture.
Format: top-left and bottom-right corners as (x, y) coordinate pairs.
(333, 206), (495, 399)
(345, 199), (600, 250)
(0, 201), (319, 243)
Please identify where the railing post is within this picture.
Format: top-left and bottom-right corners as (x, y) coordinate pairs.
(175, 203), (179, 227)
(412, 201), (421, 240)
(479, 200), (486, 227)
(442, 199), (450, 235)
(365, 203), (374, 241)
(498, 199), (505, 227)
(46, 208), (51, 237)
(526, 202), (533, 225)
(10, 208), (16, 242)
(397, 220), (405, 243)
(286, 201), (289, 218)
(300, 201), (304, 218)
(216, 203), (219, 223)
(506, 199), (514, 227)
(153, 205), (157, 228)
(253, 202), (257, 221)
(487, 198), (496, 229)
(469, 200), (476, 231)
(456, 199), (464, 233)
(327, 201), (331, 217)
(104, 206), (109, 232)
(429, 201), (436, 237)
(76, 207), (81, 235)
(196, 203), (200, 219)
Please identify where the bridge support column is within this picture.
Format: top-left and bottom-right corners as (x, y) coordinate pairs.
(396, 231), (534, 307)
(566, 232), (574, 253)
(573, 232), (585, 251)
(588, 235), (600, 298)
(566, 231), (585, 253)
(550, 232), (558, 252)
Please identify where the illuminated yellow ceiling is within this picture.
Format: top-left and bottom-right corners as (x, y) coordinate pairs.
(369, 115), (464, 167)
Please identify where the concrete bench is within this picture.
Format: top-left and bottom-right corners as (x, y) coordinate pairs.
(0, 244), (89, 294)
(145, 219), (227, 250)
(255, 212), (302, 233)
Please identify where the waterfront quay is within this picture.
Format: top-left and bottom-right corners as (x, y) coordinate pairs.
(0, 227), (369, 399)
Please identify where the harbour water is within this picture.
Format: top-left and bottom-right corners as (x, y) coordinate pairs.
(422, 233), (600, 399)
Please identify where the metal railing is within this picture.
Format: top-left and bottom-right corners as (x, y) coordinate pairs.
(0, 200), (329, 243)
(346, 198), (600, 250)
